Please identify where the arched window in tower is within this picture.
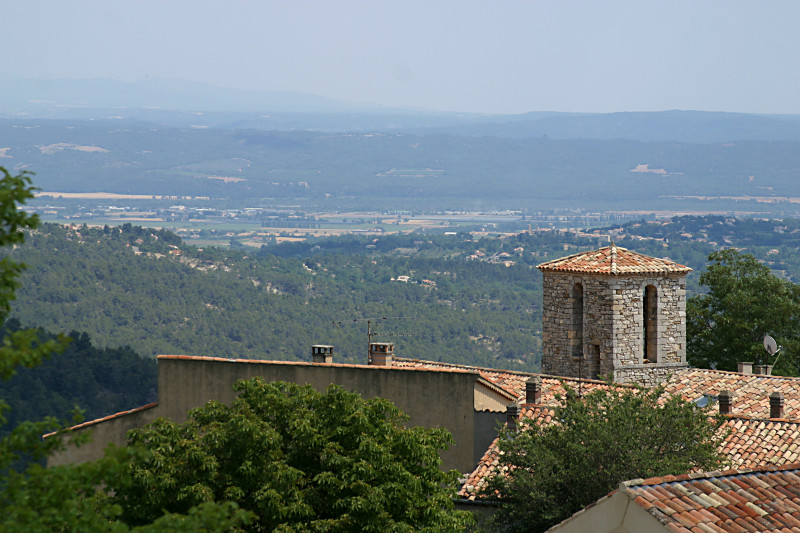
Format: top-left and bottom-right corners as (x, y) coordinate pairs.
(643, 284), (658, 363)
(571, 282), (584, 359)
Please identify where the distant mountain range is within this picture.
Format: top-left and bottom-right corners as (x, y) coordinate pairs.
(2, 76), (800, 143)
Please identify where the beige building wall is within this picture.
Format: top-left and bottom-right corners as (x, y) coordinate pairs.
(50, 356), (499, 474)
(546, 490), (668, 533)
(48, 403), (160, 466)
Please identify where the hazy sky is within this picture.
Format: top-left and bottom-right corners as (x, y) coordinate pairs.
(6, 0), (800, 115)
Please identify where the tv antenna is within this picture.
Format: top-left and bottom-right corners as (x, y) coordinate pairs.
(764, 335), (783, 367)
(332, 316), (414, 361)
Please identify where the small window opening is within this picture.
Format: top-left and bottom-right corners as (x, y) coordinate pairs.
(571, 283), (583, 358)
(643, 285), (658, 363)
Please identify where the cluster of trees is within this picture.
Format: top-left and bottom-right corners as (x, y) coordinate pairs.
(687, 249), (800, 374)
(6, 210), (800, 373)
(0, 323), (156, 434)
(4, 222), (553, 369)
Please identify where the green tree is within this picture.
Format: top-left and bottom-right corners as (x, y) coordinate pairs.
(486, 384), (727, 532)
(687, 248), (800, 374)
(110, 379), (473, 532)
(0, 167), (250, 532)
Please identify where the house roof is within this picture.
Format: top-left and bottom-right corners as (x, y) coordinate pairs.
(458, 364), (800, 502)
(459, 405), (556, 501)
(393, 357), (627, 402)
(536, 244), (692, 275)
(619, 463), (800, 532)
(43, 402), (159, 438)
(662, 368), (800, 420)
(460, 412), (800, 504)
(721, 416), (800, 470)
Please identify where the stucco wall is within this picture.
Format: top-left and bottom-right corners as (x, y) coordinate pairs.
(51, 357), (487, 474)
(156, 357), (481, 473)
(48, 403), (159, 467)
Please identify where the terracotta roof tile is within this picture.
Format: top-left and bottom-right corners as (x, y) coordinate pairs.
(43, 402), (158, 438)
(393, 357), (630, 402)
(460, 376), (800, 501)
(623, 464), (800, 532)
(663, 368), (800, 420)
(536, 244), (692, 275)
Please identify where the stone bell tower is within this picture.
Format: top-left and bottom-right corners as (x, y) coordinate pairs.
(537, 244), (691, 387)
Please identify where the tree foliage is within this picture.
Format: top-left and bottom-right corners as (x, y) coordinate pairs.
(110, 379), (473, 532)
(687, 248), (800, 374)
(486, 384), (727, 532)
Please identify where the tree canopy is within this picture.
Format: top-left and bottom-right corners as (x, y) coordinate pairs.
(687, 248), (800, 374)
(486, 384), (727, 532)
(109, 378), (473, 532)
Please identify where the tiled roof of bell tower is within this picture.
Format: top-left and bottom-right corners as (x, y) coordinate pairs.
(536, 243), (691, 275)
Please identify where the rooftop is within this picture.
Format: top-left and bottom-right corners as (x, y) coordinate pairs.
(453, 363), (800, 503)
(620, 463), (800, 532)
(460, 412), (800, 502)
(393, 357), (626, 402)
(536, 244), (692, 275)
(662, 368), (800, 420)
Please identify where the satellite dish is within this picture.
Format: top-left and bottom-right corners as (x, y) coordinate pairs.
(764, 335), (779, 356)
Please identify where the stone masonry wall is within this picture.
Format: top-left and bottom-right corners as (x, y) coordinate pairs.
(613, 363), (688, 388)
(542, 272), (615, 379)
(541, 270), (687, 387)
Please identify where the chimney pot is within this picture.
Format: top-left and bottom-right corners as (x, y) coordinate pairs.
(369, 342), (394, 367)
(753, 364), (774, 376)
(738, 362), (753, 375)
(506, 403), (520, 431)
(718, 390), (733, 415)
(770, 392), (785, 419)
(526, 376), (543, 404)
(311, 344), (333, 364)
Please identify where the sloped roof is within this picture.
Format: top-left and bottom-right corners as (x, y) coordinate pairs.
(536, 244), (691, 275)
(394, 358), (800, 501)
(458, 363), (800, 502)
(459, 405), (556, 501)
(393, 357), (626, 402)
(620, 463), (800, 532)
(460, 412), (800, 503)
(663, 368), (800, 420)
(722, 416), (800, 469)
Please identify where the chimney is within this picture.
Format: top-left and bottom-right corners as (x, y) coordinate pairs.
(506, 403), (520, 432)
(770, 392), (785, 419)
(369, 342), (394, 367)
(738, 362), (753, 375)
(311, 345), (333, 364)
(718, 390), (732, 415)
(753, 365), (774, 376)
(526, 376), (542, 404)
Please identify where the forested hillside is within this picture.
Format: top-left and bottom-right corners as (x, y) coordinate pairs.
(6, 218), (800, 373)
(0, 322), (156, 435)
(6, 224), (553, 369)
